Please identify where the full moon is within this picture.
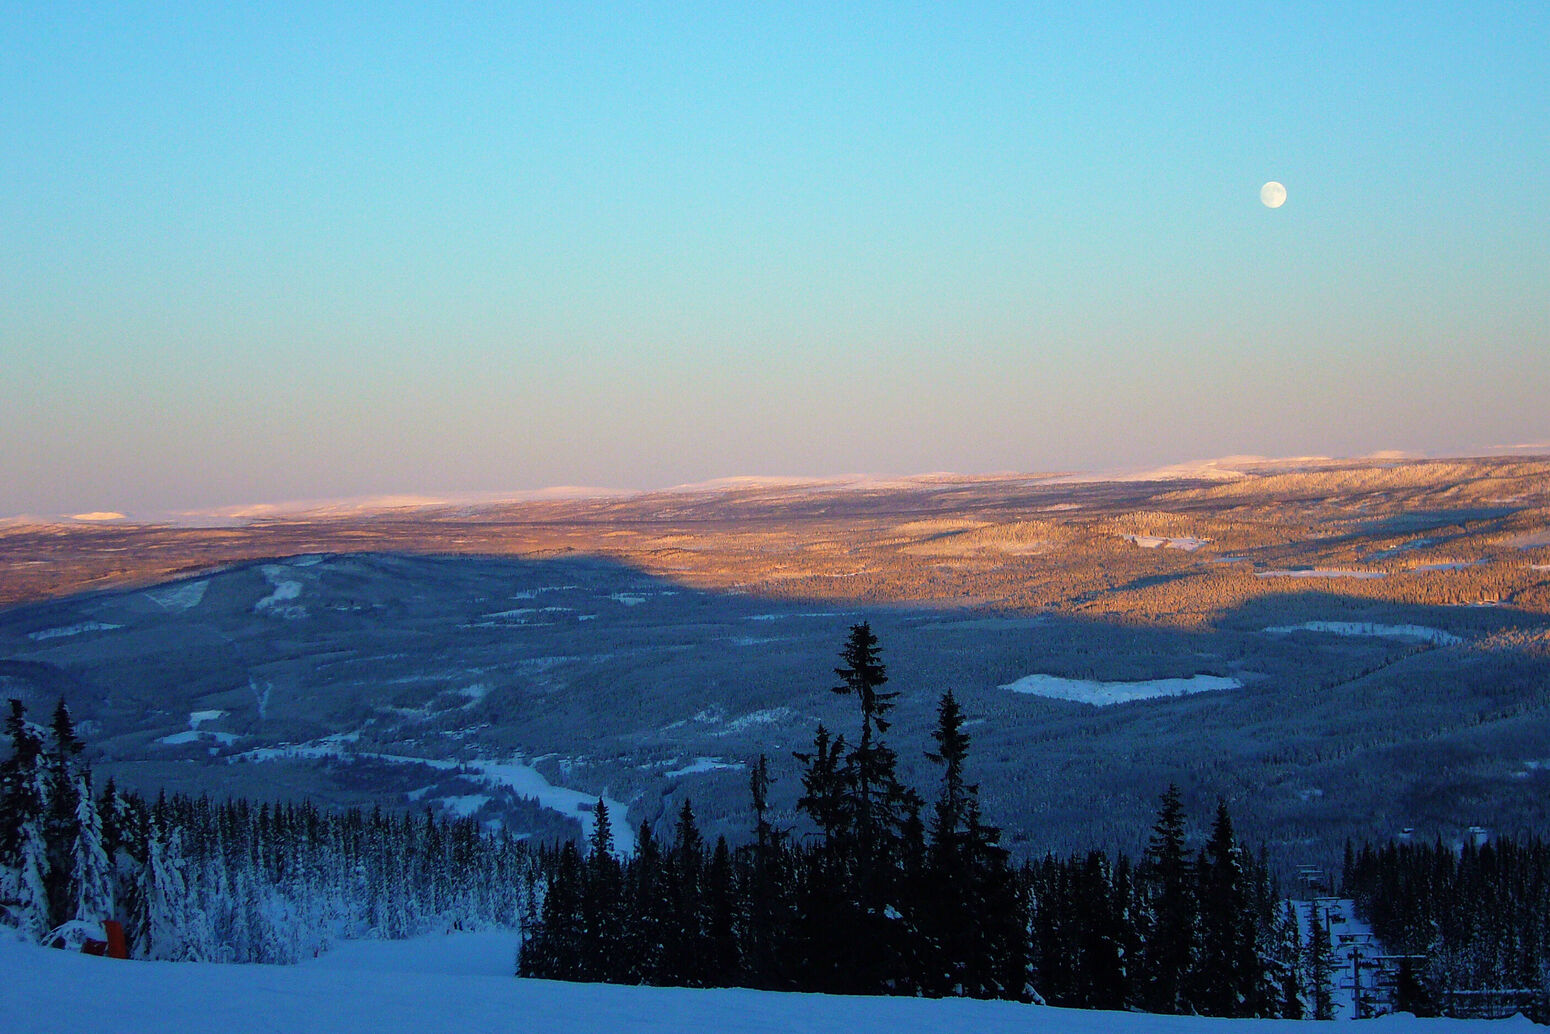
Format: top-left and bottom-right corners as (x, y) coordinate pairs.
(1261, 181), (1287, 208)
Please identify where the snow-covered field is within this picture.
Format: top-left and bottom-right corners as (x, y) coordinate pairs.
(144, 578), (209, 611)
(228, 743), (635, 854)
(254, 565), (305, 617)
(157, 729), (239, 746)
(157, 709), (240, 747)
(664, 756), (746, 778)
(464, 756), (635, 855)
(26, 620), (123, 641)
(0, 931), (1515, 1034)
(1263, 622), (1462, 646)
(1124, 534), (1210, 550)
(745, 611), (853, 621)
(1256, 569), (1388, 580)
(999, 673), (1242, 705)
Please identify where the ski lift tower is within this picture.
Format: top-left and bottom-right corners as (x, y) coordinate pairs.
(1297, 865), (1328, 899)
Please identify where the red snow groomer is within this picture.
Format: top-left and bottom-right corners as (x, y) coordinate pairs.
(50, 919), (130, 959)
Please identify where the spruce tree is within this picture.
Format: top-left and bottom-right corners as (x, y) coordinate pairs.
(1073, 850), (1129, 1009)
(0, 700), (43, 870)
(139, 816), (178, 958)
(926, 689), (972, 862)
(665, 799), (708, 984)
(923, 689), (976, 995)
(1194, 799), (1259, 1016)
(793, 724), (848, 849)
(1307, 902), (1336, 1020)
(43, 699), (84, 928)
(4, 808), (50, 942)
(749, 754), (774, 852)
(520, 841), (585, 979)
(1278, 899), (1307, 1019)
(0, 699), (49, 940)
(580, 799), (625, 980)
(745, 755), (788, 989)
(1138, 784), (1196, 1014)
(71, 771), (113, 927)
(920, 689), (1028, 1000)
(830, 623), (918, 993)
(705, 836), (739, 984)
(670, 798), (702, 864)
(791, 725), (851, 993)
(625, 820), (668, 983)
(831, 622), (907, 872)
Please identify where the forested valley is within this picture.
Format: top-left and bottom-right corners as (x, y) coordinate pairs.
(3, 625), (1548, 1020)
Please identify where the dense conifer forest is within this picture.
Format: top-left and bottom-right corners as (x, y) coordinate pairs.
(1344, 836), (1550, 1014)
(0, 698), (535, 962)
(518, 626), (1297, 1014)
(4, 624), (1550, 1019)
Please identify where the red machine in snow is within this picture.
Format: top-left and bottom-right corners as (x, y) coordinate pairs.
(72, 919), (129, 959)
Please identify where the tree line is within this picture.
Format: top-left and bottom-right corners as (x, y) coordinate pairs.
(520, 623), (1323, 1016)
(6, 622), (1550, 1018)
(0, 699), (536, 962)
(1344, 835), (1550, 1012)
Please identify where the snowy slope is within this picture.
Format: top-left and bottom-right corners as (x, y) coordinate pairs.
(0, 933), (1525, 1034)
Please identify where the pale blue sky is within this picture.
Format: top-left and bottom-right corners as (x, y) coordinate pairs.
(3, 3), (1546, 515)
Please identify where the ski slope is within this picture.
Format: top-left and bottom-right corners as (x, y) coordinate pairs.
(0, 931), (1525, 1034)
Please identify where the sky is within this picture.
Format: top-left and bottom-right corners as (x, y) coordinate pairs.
(2, 2), (1547, 516)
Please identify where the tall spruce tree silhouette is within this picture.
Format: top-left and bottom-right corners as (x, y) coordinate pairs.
(1140, 784), (1196, 1014)
(832, 621), (897, 867)
(822, 623), (919, 991)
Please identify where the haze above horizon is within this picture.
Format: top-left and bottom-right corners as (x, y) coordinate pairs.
(3, 3), (1546, 516)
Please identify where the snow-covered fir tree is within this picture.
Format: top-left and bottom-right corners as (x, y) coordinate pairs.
(70, 772), (113, 927)
(1, 698), (537, 963)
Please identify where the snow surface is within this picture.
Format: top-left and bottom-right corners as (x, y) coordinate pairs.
(433, 794), (492, 818)
(254, 565), (305, 617)
(229, 742), (634, 855)
(1000, 674), (1242, 706)
(158, 730), (239, 746)
(245, 678), (270, 720)
(663, 706), (787, 734)
(1294, 899), (1385, 1022)
(480, 607), (537, 620)
(1124, 534), (1210, 551)
(455, 683), (492, 706)
(745, 611), (853, 621)
(144, 579), (209, 611)
(301, 929), (521, 977)
(1263, 622), (1462, 646)
(26, 621), (123, 641)
(161, 489), (628, 525)
(0, 932), (1515, 1034)
(465, 757), (635, 856)
(510, 585), (579, 599)
(1257, 569), (1388, 580)
(664, 757), (747, 779)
